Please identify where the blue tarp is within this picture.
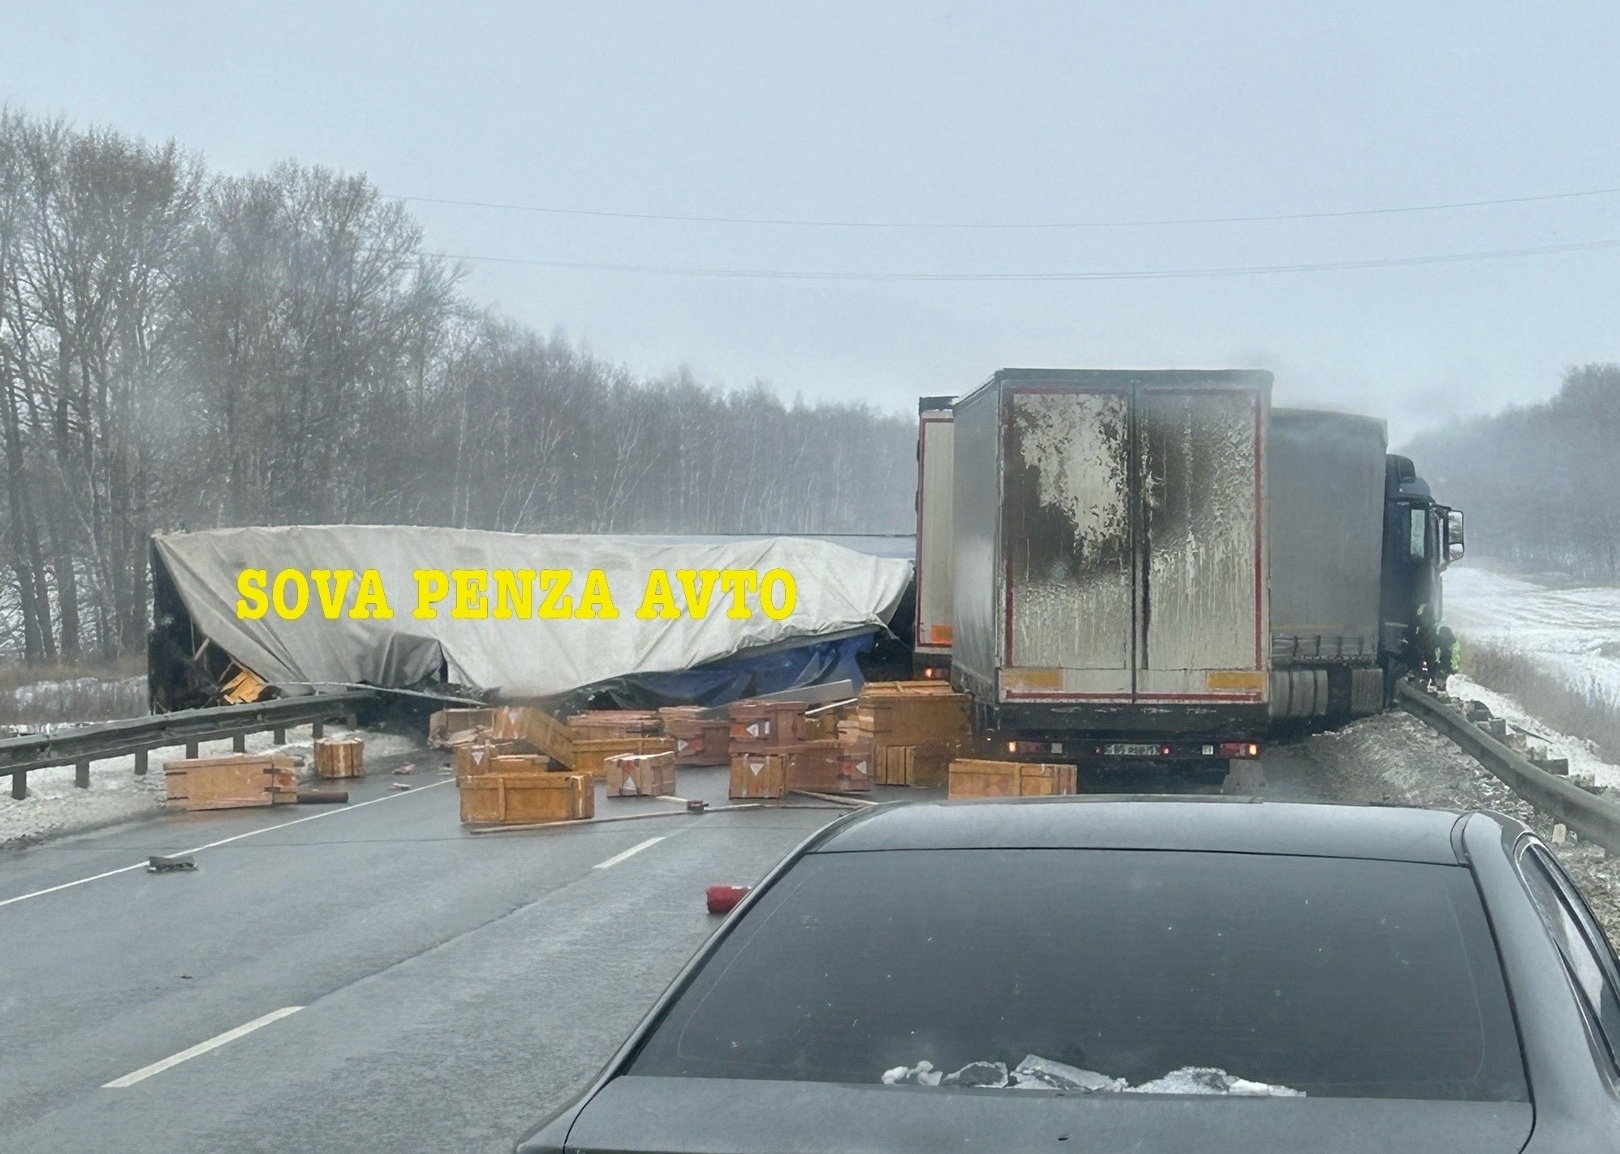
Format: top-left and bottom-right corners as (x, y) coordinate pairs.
(592, 633), (874, 709)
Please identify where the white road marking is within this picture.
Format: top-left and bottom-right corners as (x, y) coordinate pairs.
(102, 1006), (304, 1088)
(592, 836), (665, 870)
(0, 779), (453, 910)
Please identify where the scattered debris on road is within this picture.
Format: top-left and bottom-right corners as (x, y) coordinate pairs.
(296, 789), (349, 804)
(147, 854), (195, 873)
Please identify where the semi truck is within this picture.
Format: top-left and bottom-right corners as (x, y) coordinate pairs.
(915, 368), (1464, 770)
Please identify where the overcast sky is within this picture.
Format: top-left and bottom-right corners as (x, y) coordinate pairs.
(4, 1), (1618, 442)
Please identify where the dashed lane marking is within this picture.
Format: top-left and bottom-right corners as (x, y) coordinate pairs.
(592, 836), (666, 870)
(103, 1006), (304, 1088)
(0, 780), (453, 910)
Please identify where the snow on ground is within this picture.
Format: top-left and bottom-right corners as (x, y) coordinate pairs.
(1446, 673), (1620, 791)
(1445, 564), (1620, 697)
(0, 724), (419, 847)
(1298, 709), (1620, 944)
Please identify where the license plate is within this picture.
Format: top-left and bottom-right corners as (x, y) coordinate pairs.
(1102, 743), (1161, 757)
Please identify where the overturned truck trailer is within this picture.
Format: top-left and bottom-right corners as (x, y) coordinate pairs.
(148, 527), (912, 712)
(951, 368), (1272, 766)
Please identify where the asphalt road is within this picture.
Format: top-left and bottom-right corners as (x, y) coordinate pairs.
(0, 748), (848, 1154)
(0, 734), (1371, 1154)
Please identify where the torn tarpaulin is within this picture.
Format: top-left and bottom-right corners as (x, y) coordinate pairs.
(151, 527), (911, 700)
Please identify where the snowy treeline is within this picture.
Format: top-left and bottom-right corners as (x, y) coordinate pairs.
(0, 110), (916, 664)
(1406, 364), (1620, 581)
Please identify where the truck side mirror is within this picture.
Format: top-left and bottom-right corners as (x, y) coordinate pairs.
(1444, 508), (1465, 563)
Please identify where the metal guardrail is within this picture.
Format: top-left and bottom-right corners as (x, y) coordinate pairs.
(2, 691), (375, 800)
(1397, 680), (1620, 855)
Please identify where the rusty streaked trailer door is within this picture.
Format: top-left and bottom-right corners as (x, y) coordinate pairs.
(1002, 386), (1135, 698)
(996, 375), (1267, 706)
(1136, 385), (1266, 701)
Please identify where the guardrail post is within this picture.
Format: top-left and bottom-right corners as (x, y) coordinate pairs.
(75, 760), (90, 789)
(11, 771), (24, 800)
(185, 741), (199, 759)
(273, 728), (285, 744)
(312, 720), (324, 740)
(232, 734), (246, 753)
(134, 749), (148, 776)
(344, 713), (358, 730)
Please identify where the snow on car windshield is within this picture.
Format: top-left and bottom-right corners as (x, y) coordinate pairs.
(879, 1056), (1303, 1096)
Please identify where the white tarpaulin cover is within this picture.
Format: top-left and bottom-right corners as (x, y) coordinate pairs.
(152, 526), (912, 699)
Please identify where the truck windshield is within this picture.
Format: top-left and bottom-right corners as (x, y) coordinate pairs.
(630, 848), (1526, 1101)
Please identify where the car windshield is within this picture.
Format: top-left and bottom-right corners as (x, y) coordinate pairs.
(630, 848), (1527, 1101)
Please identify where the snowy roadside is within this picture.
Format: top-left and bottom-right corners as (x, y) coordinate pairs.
(1446, 673), (1620, 791)
(1297, 709), (1620, 943)
(1445, 564), (1620, 697)
(0, 725), (421, 848)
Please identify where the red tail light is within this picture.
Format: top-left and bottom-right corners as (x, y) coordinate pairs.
(706, 884), (750, 914)
(1218, 741), (1261, 759)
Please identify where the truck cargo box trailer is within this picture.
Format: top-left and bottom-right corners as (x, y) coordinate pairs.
(913, 396), (956, 677)
(1267, 409), (1388, 720)
(951, 368), (1271, 759)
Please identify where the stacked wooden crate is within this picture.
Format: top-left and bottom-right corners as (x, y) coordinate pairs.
(948, 758), (1078, 799)
(453, 739), (531, 784)
(493, 705), (575, 767)
(449, 704), (595, 825)
(855, 681), (971, 787)
(782, 699), (870, 793)
(727, 700), (809, 799)
(659, 705), (731, 767)
(567, 710), (670, 780)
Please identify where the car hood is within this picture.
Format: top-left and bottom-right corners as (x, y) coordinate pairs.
(556, 1076), (1533, 1154)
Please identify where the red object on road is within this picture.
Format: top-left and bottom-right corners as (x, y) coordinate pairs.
(706, 884), (750, 914)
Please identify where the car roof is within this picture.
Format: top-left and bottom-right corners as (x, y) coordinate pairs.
(813, 796), (1471, 865)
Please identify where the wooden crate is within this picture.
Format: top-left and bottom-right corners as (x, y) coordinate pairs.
(459, 772), (593, 825)
(453, 739), (530, 784)
(666, 718), (730, 766)
(861, 680), (960, 696)
(313, 737), (365, 779)
(490, 754), (552, 775)
(492, 705), (575, 768)
(729, 700), (808, 750)
(802, 700), (856, 741)
(428, 708), (495, 748)
(572, 736), (674, 781)
(948, 759), (1078, 799)
(605, 751), (678, 797)
(783, 740), (871, 792)
(164, 755), (298, 811)
(567, 710), (662, 737)
(839, 746), (875, 791)
(729, 752), (786, 799)
(874, 741), (957, 788)
(857, 687), (970, 748)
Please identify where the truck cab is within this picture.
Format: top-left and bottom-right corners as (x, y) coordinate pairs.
(1380, 454), (1465, 691)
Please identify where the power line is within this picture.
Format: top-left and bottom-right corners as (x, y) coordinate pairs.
(393, 184), (1620, 231)
(426, 236), (1620, 283)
